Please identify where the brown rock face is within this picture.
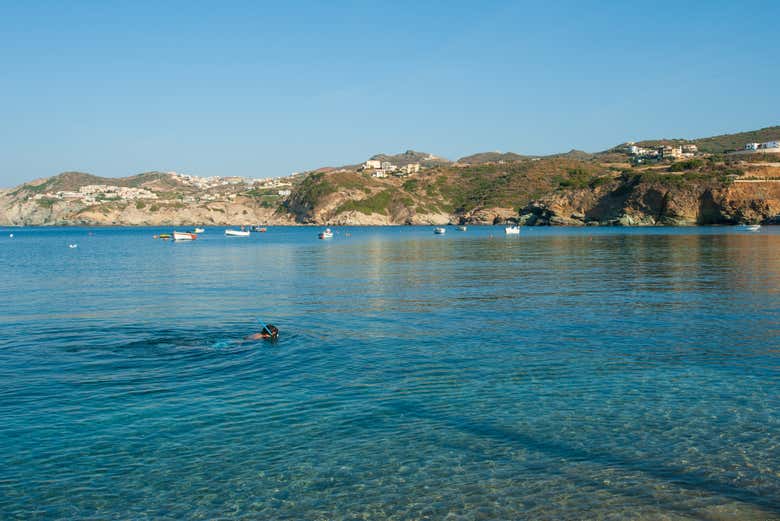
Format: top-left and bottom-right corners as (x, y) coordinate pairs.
(519, 179), (780, 226)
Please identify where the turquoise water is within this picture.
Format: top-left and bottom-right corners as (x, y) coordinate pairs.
(1, 225), (779, 520)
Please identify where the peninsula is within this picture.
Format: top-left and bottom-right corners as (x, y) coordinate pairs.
(2, 126), (779, 227)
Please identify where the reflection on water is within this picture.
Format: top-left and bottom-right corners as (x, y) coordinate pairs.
(0, 226), (779, 520)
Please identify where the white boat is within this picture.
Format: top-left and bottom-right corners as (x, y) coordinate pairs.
(457, 225), (467, 231)
(505, 225), (520, 235)
(173, 231), (197, 241)
(318, 228), (334, 239)
(225, 229), (250, 237)
(742, 224), (761, 232)
(433, 227), (446, 235)
(194, 227), (205, 233)
(68, 244), (78, 249)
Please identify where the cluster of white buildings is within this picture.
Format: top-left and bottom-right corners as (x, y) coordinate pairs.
(33, 184), (159, 203)
(172, 171), (294, 196)
(745, 141), (780, 151)
(171, 172), (256, 189)
(627, 143), (698, 161)
(361, 160), (421, 178)
(79, 184), (158, 200)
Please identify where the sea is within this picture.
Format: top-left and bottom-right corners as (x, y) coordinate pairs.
(1, 225), (778, 520)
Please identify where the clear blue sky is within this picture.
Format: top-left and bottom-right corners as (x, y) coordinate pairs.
(1, 0), (778, 186)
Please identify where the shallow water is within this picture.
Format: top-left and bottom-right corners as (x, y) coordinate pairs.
(1, 225), (779, 520)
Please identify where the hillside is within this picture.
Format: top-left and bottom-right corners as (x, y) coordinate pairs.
(0, 171), (298, 226)
(456, 152), (532, 164)
(369, 150), (450, 167)
(281, 153), (780, 226)
(628, 126), (780, 154)
(3, 126), (780, 226)
(691, 126), (780, 153)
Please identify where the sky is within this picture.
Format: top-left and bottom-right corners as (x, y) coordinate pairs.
(1, 0), (779, 186)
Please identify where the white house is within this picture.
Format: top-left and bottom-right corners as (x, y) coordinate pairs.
(745, 143), (760, 150)
(403, 163), (420, 174)
(363, 160), (381, 170)
(761, 141), (780, 149)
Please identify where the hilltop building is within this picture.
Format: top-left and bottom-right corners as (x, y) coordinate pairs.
(627, 143), (697, 162)
(396, 163), (421, 176)
(744, 141), (779, 151)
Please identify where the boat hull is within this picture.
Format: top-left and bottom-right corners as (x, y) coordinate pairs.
(225, 230), (250, 237)
(173, 231), (197, 241)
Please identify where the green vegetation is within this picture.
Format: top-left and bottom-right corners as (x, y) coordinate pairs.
(149, 204), (160, 212)
(335, 190), (393, 215)
(554, 167), (602, 189)
(294, 172), (337, 208)
(402, 179), (419, 192)
(243, 187), (280, 198)
(36, 197), (57, 208)
(135, 201), (146, 209)
(669, 159), (705, 171)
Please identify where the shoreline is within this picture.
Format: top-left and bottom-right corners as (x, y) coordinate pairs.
(1, 222), (773, 228)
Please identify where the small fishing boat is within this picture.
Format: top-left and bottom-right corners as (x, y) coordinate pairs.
(173, 231), (197, 241)
(225, 229), (250, 237)
(251, 226), (267, 232)
(434, 227), (446, 235)
(742, 224), (761, 232)
(457, 225), (467, 231)
(194, 227), (205, 233)
(155, 233), (172, 240)
(318, 228), (334, 239)
(505, 225), (520, 235)
(68, 244), (78, 249)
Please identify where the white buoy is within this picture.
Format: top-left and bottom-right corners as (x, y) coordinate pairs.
(9, 233), (13, 238)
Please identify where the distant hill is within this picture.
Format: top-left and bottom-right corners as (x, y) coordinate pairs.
(624, 126), (780, 154)
(369, 150), (450, 167)
(456, 151), (532, 164)
(546, 149), (593, 161)
(691, 126), (780, 153)
(17, 171), (184, 194)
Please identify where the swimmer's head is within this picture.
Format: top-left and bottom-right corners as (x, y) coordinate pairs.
(262, 324), (279, 340)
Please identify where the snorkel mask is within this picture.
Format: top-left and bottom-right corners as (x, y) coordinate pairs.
(262, 324), (279, 340)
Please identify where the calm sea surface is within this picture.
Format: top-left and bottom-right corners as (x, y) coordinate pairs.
(1, 225), (779, 520)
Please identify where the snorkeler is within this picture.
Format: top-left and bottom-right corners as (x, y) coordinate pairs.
(246, 324), (278, 341)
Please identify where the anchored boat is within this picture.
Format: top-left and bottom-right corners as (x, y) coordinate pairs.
(434, 227), (446, 235)
(318, 228), (334, 239)
(225, 229), (250, 237)
(505, 225), (520, 235)
(173, 231), (197, 241)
